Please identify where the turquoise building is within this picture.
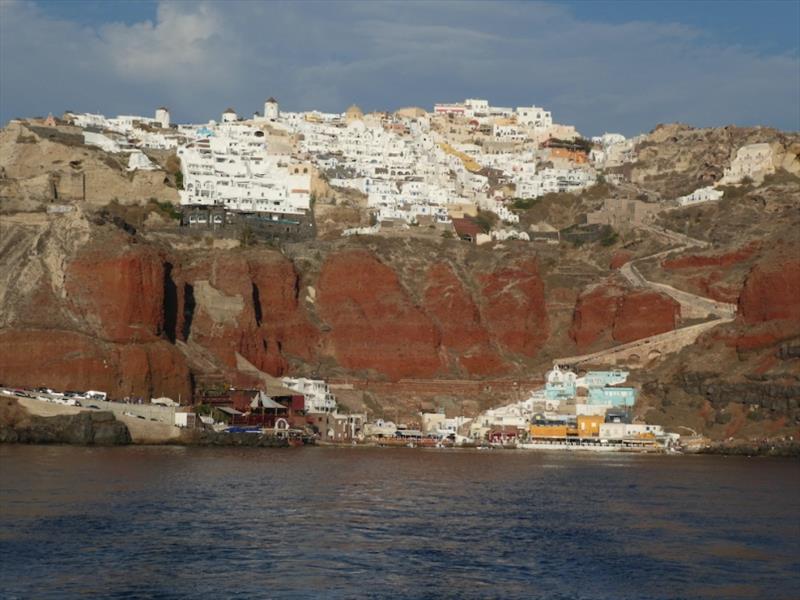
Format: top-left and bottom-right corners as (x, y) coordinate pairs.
(587, 386), (636, 407)
(584, 370), (629, 388)
(544, 365), (577, 400)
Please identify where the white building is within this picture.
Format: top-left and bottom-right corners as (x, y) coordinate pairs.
(282, 377), (338, 414)
(264, 97), (280, 121)
(719, 143), (774, 185)
(516, 106), (553, 129)
(599, 423), (665, 440)
(155, 106), (170, 129)
(222, 108), (238, 123)
(177, 130), (311, 215)
(127, 150), (156, 171)
(677, 186), (724, 207)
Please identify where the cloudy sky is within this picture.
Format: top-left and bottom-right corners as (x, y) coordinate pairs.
(1, 0), (798, 136)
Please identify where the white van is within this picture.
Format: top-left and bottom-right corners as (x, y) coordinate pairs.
(151, 397), (178, 407)
(84, 390), (107, 401)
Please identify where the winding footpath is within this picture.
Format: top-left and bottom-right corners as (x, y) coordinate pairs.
(555, 223), (737, 368)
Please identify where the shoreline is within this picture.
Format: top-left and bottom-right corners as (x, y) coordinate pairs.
(2, 395), (797, 457)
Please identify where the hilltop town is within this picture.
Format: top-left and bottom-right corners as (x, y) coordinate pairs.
(0, 96), (798, 451)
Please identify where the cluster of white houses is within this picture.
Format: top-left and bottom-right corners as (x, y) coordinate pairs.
(62, 98), (600, 232)
(410, 365), (677, 450)
(60, 98), (772, 239)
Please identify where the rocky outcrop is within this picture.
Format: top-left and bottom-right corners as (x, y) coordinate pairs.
(570, 283), (680, 351)
(614, 290), (681, 343)
(66, 243), (168, 343)
(739, 258), (800, 326)
(178, 251), (318, 376)
(0, 406), (131, 445)
(616, 124), (800, 198)
(0, 122), (177, 211)
(729, 244), (800, 351)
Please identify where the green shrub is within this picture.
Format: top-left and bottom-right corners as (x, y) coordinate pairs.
(512, 197), (540, 210)
(475, 210), (498, 233)
(600, 230), (619, 247)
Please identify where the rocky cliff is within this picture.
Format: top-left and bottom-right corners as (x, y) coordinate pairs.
(0, 121), (798, 441)
(0, 208), (683, 397)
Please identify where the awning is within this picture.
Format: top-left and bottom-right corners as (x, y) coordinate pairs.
(250, 395), (286, 410)
(216, 407), (243, 416)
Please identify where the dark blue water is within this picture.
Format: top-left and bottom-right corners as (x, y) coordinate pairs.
(0, 445), (798, 599)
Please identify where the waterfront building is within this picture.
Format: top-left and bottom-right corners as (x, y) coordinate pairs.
(577, 414), (604, 437)
(282, 377), (338, 414)
(363, 419), (398, 438)
(599, 423), (665, 440)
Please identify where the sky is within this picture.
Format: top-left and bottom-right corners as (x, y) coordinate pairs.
(1, 0), (798, 136)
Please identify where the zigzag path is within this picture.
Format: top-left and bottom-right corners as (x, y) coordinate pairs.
(555, 223), (737, 368)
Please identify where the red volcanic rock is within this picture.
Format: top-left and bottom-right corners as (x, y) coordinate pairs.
(0, 330), (116, 392)
(570, 285), (620, 350)
(731, 252), (800, 350)
(613, 290), (680, 344)
(739, 259), (800, 325)
(177, 252), (318, 377)
(478, 257), (548, 357)
(570, 284), (680, 351)
(662, 242), (760, 270)
(66, 245), (167, 343)
(687, 274), (740, 304)
(0, 330), (191, 400)
(249, 255), (318, 363)
(115, 342), (192, 400)
(609, 251), (633, 270)
(423, 263), (505, 375)
(317, 250), (442, 380)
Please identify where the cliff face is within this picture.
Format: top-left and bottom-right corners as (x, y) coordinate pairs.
(0, 210), (689, 397)
(5, 207), (796, 408)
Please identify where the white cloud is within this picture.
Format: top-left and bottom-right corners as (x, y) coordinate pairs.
(97, 2), (228, 82)
(1, 0), (798, 134)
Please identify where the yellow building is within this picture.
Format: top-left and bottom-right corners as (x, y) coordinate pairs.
(530, 424), (568, 438)
(577, 415), (604, 438)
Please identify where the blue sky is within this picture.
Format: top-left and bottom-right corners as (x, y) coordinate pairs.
(1, 0), (798, 135)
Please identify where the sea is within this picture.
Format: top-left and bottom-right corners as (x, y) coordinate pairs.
(0, 445), (798, 600)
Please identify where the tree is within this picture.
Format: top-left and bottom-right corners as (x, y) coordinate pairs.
(239, 224), (254, 247)
(475, 210), (498, 233)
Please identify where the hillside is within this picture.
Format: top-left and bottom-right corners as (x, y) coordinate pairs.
(0, 119), (798, 441)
